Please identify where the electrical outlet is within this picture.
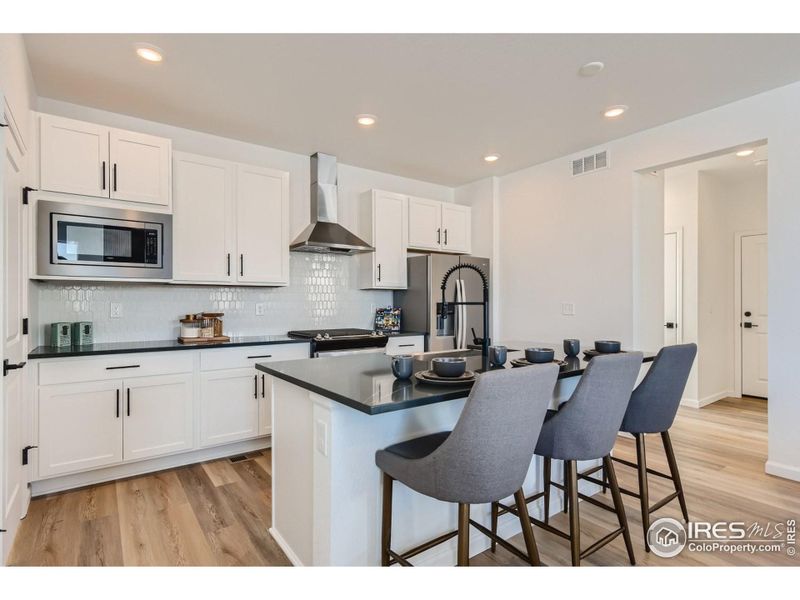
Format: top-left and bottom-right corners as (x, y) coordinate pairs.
(314, 419), (329, 457)
(110, 302), (122, 319)
(255, 302), (266, 316)
(561, 302), (575, 316)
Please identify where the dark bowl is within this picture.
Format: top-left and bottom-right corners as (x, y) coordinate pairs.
(594, 340), (622, 353)
(431, 357), (467, 377)
(524, 347), (555, 363)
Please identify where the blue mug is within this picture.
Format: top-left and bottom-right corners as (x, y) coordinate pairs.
(563, 339), (580, 357)
(391, 354), (414, 379)
(489, 345), (507, 367)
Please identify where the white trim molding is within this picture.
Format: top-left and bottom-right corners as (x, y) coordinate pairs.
(765, 460), (800, 483)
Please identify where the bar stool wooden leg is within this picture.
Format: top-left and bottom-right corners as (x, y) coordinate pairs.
(604, 455), (636, 565)
(635, 433), (651, 552)
(457, 503), (470, 566)
(490, 502), (499, 553)
(601, 463), (608, 494)
(662, 431), (690, 523)
(514, 488), (541, 566)
(543, 456), (552, 524)
(562, 460), (569, 515)
(381, 473), (394, 566)
(566, 460), (581, 566)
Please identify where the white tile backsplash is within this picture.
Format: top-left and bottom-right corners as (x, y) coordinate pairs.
(34, 254), (392, 345)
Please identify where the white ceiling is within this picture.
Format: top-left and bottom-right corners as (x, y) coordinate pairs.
(23, 34), (800, 186)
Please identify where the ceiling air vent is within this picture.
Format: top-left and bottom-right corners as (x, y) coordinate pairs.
(571, 150), (608, 177)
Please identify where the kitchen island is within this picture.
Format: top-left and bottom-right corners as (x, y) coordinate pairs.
(257, 343), (654, 566)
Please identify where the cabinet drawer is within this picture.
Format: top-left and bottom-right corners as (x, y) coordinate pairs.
(38, 351), (195, 386)
(199, 342), (310, 371)
(385, 336), (425, 356)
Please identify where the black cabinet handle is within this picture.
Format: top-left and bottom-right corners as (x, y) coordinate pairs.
(102, 161), (106, 190)
(127, 388), (131, 416)
(116, 389), (120, 418)
(254, 374), (258, 399)
(247, 354), (272, 359)
(437, 228), (441, 244)
(227, 253), (231, 276)
(261, 374), (266, 398)
(377, 263), (381, 282)
(113, 163), (117, 192)
(3, 359), (26, 377)
(240, 254), (244, 277)
(398, 343), (415, 347)
(106, 365), (140, 370)
(444, 229), (448, 245)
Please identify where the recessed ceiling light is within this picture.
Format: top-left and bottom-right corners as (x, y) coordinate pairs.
(135, 44), (164, 63)
(603, 105), (628, 119)
(484, 154), (500, 163)
(579, 61), (605, 77)
(735, 149), (755, 157)
(356, 114), (377, 126)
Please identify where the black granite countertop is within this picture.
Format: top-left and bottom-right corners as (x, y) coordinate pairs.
(256, 343), (656, 415)
(28, 335), (308, 359)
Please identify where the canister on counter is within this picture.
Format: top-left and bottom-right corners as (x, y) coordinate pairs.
(50, 322), (72, 347)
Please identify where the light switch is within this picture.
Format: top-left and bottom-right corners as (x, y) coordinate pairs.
(561, 302), (575, 316)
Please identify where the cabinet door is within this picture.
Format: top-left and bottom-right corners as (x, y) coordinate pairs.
(372, 191), (408, 289)
(441, 203), (471, 253)
(235, 164), (289, 285)
(109, 128), (171, 206)
(200, 368), (260, 447)
(123, 374), (193, 462)
(407, 196), (442, 251)
(38, 380), (123, 478)
(39, 114), (109, 198)
(173, 153), (235, 283)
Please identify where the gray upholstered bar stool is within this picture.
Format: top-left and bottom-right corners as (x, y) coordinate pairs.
(492, 352), (643, 566)
(586, 343), (697, 553)
(375, 364), (559, 567)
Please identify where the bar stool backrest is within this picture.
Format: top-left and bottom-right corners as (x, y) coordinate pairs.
(621, 343), (697, 434)
(545, 352), (643, 461)
(431, 363), (558, 504)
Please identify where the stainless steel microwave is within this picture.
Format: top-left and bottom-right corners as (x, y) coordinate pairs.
(37, 200), (172, 279)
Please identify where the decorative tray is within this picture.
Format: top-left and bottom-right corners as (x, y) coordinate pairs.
(414, 370), (477, 386)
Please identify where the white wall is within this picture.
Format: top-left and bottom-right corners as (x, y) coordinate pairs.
(495, 81), (800, 481)
(0, 34), (36, 147)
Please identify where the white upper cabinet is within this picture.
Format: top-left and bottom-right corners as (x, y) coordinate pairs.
(407, 197), (471, 254)
(358, 190), (408, 290)
(407, 196), (442, 250)
(440, 203), (471, 253)
(236, 164), (290, 285)
(40, 115), (109, 198)
(173, 152), (235, 283)
(109, 129), (171, 206)
(38, 113), (171, 208)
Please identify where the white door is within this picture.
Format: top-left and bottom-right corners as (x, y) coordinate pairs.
(2, 130), (25, 562)
(441, 203), (471, 253)
(200, 368), (260, 447)
(373, 192), (407, 289)
(235, 164), (289, 285)
(39, 114), (109, 198)
(38, 380), (124, 478)
(741, 234), (768, 398)
(173, 153), (235, 283)
(123, 374), (193, 461)
(109, 128), (171, 206)
(663, 231), (682, 346)
(407, 196), (442, 250)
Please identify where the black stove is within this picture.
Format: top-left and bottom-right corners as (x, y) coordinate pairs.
(288, 328), (389, 353)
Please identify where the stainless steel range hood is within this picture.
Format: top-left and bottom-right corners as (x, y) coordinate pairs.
(290, 153), (374, 255)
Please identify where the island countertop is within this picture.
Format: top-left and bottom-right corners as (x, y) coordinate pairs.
(257, 342), (656, 415)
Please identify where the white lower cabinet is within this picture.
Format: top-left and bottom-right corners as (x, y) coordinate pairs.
(200, 368), (261, 447)
(38, 380), (124, 478)
(123, 374), (193, 461)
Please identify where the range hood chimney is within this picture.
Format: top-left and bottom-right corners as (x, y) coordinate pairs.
(289, 153), (374, 255)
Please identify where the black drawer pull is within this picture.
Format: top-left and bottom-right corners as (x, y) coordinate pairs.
(247, 354), (273, 359)
(116, 389), (120, 418)
(102, 161), (106, 190)
(127, 388), (131, 416)
(106, 365), (140, 370)
(398, 344), (415, 347)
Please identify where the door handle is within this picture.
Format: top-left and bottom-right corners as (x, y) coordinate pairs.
(665, 322), (676, 329)
(742, 322), (759, 328)
(127, 388), (131, 416)
(3, 359), (26, 377)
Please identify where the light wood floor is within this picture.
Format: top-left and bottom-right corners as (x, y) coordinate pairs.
(9, 397), (799, 566)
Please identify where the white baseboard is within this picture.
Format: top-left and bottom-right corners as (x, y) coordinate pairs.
(269, 527), (305, 566)
(680, 390), (733, 409)
(765, 460), (800, 482)
(30, 438), (270, 496)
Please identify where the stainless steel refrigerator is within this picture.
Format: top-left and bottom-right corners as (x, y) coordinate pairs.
(393, 255), (490, 352)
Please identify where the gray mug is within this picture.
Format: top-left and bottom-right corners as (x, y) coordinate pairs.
(391, 354), (414, 379)
(563, 339), (580, 357)
(489, 345), (507, 367)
